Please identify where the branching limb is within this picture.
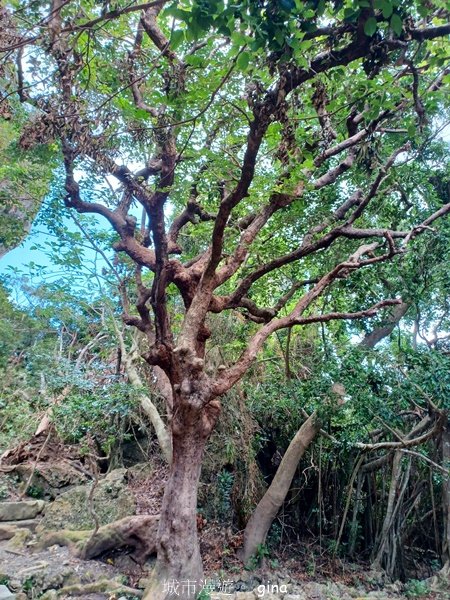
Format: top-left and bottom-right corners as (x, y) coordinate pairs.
(355, 419), (444, 451)
(140, 1), (178, 62)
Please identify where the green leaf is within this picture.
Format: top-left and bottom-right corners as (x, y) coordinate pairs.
(364, 17), (378, 37)
(344, 7), (359, 21)
(390, 13), (403, 35)
(280, 0), (295, 10)
(170, 29), (185, 50)
(237, 51), (250, 71)
(166, 7), (191, 22)
(407, 123), (416, 138)
(381, 0), (393, 18)
(231, 31), (247, 45)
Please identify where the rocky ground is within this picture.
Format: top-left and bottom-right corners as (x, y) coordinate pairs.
(1, 531), (449, 600)
(1, 539), (450, 600)
(0, 540), (133, 599)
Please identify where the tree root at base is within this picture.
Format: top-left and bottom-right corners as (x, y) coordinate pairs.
(36, 514), (160, 562)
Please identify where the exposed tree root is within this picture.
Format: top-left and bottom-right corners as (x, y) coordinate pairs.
(36, 514), (160, 562)
(7, 528), (32, 549)
(426, 564), (450, 594)
(35, 529), (90, 552)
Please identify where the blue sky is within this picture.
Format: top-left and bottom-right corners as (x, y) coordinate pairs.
(0, 202), (114, 302)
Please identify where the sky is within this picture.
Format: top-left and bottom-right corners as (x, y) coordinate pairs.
(0, 203), (114, 304)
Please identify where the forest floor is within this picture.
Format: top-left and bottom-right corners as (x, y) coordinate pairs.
(0, 439), (449, 600)
(1, 527), (450, 600)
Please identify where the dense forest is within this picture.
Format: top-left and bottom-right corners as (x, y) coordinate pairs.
(0, 1), (449, 599)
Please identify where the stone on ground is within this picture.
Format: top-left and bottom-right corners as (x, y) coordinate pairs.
(0, 584), (15, 600)
(0, 501), (45, 522)
(37, 468), (135, 531)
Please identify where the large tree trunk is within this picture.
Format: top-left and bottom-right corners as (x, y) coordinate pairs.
(143, 395), (220, 600)
(242, 412), (322, 561)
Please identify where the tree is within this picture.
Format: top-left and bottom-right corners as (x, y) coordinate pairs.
(242, 144), (450, 562)
(2, 0), (450, 597)
(0, 118), (56, 258)
(241, 301), (411, 562)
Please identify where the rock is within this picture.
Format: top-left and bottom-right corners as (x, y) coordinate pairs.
(0, 585), (15, 600)
(0, 474), (16, 502)
(0, 501), (45, 521)
(138, 577), (150, 589)
(0, 525), (16, 541)
(104, 468), (128, 483)
(327, 582), (354, 600)
(0, 519), (39, 541)
(236, 592), (256, 600)
(385, 581), (403, 594)
(7, 528), (31, 549)
(16, 562), (50, 576)
(128, 462), (155, 479)
(1, 519), (39, 532)
(39, 592), (58, 600)
(14, 462), (88, 500)
(3, 581), (19, 593)
(284, 595), (307, 600)
(38, 469), (136, 531)
(302, 583), (328, 600)
(363, 569), (386, 586)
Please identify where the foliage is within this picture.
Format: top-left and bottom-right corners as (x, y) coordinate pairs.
(53, 379), (139, 449)
(0, 275), (140, 453)
(214, 469), (235, 522)
(404, 579), (430, 598)
(0, 112), (57, 256)
(245, 542), (271, 570)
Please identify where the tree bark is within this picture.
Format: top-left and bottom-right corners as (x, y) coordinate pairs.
(242, 412), (322, 561)
(358, 301), (409, 348)
(143, 395), (219, 600)
(37, 515), (159, 562)
(371, 450), (403, 571)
